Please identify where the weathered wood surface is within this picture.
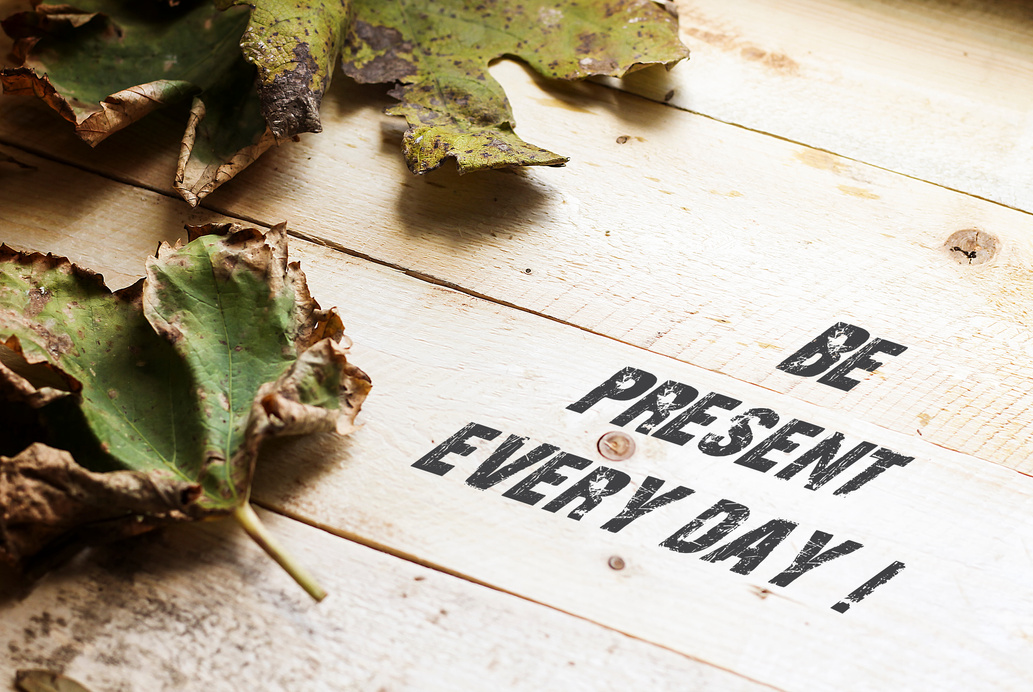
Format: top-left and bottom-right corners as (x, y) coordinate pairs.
(2, 0), (1033, 689)
(258, 246), (1033, 690)
(0, 150), (774, 691)
(604, 0), (1033, 211)
(1, 509), (764, 692)
(3, 148), (1033, 690)
(2, 57), (1032, 471)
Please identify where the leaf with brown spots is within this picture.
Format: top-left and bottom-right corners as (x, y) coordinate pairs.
(0, 0), (272, 206)
(0, 0), (688, 196)
(210, 0), (687, 169)
(215, 0), (351, 138)
(341, 0), (689, 173)
(0, 224), (371, 600)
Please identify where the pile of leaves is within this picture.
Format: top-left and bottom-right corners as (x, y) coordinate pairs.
(0, 223), (371, 599)
(0, 0), (688, 204)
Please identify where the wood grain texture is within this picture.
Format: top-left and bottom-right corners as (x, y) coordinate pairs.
(0, 509), (764, 692)
(0, 158), (223, 287)
(3, 4), (1033, 689)
(5, 0), (1032, 212)
(2, 58), (1032, 475)
(602, 0), (1033, 210)
(257, 244), (1033, 691)
(2, 148), (1033, 689)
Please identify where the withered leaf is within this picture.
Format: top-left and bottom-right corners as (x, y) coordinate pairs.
(1, 0), (688, 197)
(341, 0), (688, 173)
(1, 0), (272, 205)
(175, 60), (277, 206)
(0, 223), (370, 599)
(216, 0), (351, 138)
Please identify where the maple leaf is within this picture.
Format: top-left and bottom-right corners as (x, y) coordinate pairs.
(340, 0), (688, 173)
(0, 223), (371, 599)
(1, 0), (687, 200)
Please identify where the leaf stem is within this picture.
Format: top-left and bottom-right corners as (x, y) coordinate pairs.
(232, 503), (327, 602)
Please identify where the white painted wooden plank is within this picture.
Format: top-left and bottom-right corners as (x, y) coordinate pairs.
(600, 0), (1033, 210)
(0, 509), (764, 692)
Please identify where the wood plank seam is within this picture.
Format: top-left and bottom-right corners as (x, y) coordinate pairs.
(589, 78), (1033, 220)
(255, 498), (789, 692)
(0, 136), (173, 203)
(4, 64), (1033, 238)
(3, 140), (1028, 486)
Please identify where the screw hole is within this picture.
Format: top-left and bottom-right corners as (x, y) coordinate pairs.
(597, 431), (635, 461)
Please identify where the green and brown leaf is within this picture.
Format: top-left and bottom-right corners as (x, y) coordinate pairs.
(342, 0), (688, 173)
(1, 0), (687, 200)
(1, 0), (273, 204)
(217, 0), (351, 137)
(0, 223), (371, 598)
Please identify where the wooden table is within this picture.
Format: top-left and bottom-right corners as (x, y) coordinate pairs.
(3, 0), (1033, 689)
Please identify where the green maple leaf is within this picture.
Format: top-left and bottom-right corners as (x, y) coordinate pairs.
(341, 0), (688, 173)
(0, 223), (371, 599)
(0, 0), (687, 200)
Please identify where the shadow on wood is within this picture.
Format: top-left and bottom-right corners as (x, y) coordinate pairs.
(392, 166), (552, 246)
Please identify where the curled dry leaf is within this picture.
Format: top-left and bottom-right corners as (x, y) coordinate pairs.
(174, 67), (278, 206)
(216, 0), (352, 138)
(0, 223), (371, 599)
(1, 443), (201, 568)
(0, 0), (272, 205)
(1, 0), (687, 202)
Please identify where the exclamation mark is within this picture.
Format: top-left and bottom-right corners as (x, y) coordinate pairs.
(832, 561), (905, 613)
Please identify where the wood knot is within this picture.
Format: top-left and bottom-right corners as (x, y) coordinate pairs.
(944, 229), (998, 266)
